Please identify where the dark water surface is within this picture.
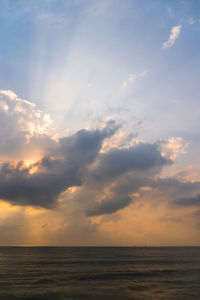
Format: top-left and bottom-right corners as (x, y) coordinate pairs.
(0, 247), (200, 299)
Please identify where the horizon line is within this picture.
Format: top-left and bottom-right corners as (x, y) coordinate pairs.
(0, 245), (200, 247)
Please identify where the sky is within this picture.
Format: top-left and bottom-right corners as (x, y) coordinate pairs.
(0, 0), (200, 246)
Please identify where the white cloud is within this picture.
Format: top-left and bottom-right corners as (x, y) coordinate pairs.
(0, 90), (53, 159)
(122, 70), (147, 88)
(162, 25), (182, 49)
(159, 137), (187, 160)
(0, 90), (52, 135)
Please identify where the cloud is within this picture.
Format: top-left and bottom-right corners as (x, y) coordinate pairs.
(1, 89), (200, 222)
(0, 134), (170, 211)
(0, 90), (53, 159)
(0, 125), (116, 208)
(154, 178), (200, 200)
(86, 172), (200, 217)
(122, 70), (147, 88)
(158, 137), (187, 160)
(65, 143), (171, 216)
(91, 143), (171, 182)
(174, 194), (200, 207)
(188, 17), (195, 25)
(87, 195), (132, 216)
(162, 25), (182, 49)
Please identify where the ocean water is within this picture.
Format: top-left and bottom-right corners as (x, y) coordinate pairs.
(0, 247), (200, 299)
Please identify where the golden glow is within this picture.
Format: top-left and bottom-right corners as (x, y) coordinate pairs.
(67, 186), (79, 193)
(0, 196), (200, 246)
(0, 200), (20, 213)
(23, 159), (40, 174)
(25, 206), (47, 216)
(90, 215), (103, 225)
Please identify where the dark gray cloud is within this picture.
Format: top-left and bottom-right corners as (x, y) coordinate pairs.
(154, 178), (200, 201)
(2, 90), (199, 216)
(85, 174), (200, 217)
(0, 123), (172, 213)
(91, 143), (171, 182)
(84, 173), (154, 216)
(0, 126), (116, 208)
(87, 195), (132, 216)
(82, 143), (171, 216)
(1, 114), (200, 218)
(174, 194), (200, 207)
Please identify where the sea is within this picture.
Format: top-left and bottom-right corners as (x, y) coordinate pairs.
(0, 247), (200, 299)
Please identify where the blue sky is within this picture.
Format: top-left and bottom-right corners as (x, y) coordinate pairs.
(0, 0), (200, 245)
(1, 0), (200, 136)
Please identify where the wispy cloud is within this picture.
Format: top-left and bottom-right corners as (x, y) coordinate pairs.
(162, 25), (182, 49)
(122, 70), (147, 88)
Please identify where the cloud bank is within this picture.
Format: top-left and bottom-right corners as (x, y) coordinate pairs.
(0, 90), (200, 222)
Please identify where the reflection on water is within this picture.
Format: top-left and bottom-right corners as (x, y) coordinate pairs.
(0, 247), (200, 299)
